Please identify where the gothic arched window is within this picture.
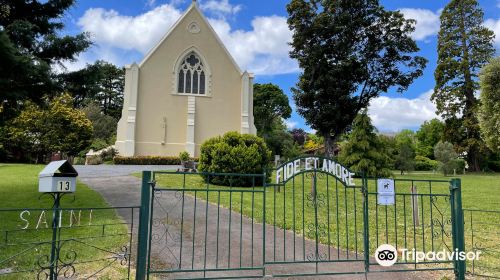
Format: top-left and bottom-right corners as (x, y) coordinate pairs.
(177, 52), (207, 95)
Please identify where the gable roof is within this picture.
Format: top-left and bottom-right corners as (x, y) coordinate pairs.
(138, 2), (242, 74)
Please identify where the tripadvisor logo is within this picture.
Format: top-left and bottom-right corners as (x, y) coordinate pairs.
(375, 244), (398, 267)
(375, 244), (482, 267)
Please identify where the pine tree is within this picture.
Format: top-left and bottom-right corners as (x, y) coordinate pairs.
(0, 0), (91, 104)
(433, 0), (495, 171)
(338, 110), (391, 177)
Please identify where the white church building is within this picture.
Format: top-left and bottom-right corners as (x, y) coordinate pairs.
(115, 0), (257, 157)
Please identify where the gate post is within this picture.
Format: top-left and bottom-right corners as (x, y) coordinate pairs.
(362, 175), (370, 273)
(136, 171), (152, 280)
(450, 178), (465, 280)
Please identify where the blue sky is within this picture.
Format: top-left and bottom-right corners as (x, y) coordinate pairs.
(61, 0), (500, 133)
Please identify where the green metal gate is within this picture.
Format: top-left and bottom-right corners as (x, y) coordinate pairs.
(136, 156), (466, 279)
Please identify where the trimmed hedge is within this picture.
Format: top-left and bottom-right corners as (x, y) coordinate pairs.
(113, 156), (199, 165)
(199, 131), (272, 187)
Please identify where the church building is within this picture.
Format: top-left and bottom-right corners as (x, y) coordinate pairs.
(115, 0), (257, 157)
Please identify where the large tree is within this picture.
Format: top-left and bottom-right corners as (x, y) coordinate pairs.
(338, 110), (391, 177)
(416, 119), (444, 158)
(6, 94), (93, 162)
(0, 0), (91, 104)
(478, 57), (500, 153)
(432, 0), (495, 171)
(253, 83), (292, 137)
(62, 61), (125, 120)
(287, 0), (426, 155)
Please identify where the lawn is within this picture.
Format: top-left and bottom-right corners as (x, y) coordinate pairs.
(0, 164), (132, 279)
(148, 170), (499, 278)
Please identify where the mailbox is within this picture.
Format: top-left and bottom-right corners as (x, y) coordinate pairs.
(38, 160), (78, 193)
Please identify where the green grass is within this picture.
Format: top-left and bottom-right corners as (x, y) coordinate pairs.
(147, 170), (499, 278)
(0, 164), (132, 279)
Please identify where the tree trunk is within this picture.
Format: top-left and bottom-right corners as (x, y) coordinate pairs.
(324, 134), (335, 157)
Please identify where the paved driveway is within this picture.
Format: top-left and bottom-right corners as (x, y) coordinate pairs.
(76, 165), (438, 280)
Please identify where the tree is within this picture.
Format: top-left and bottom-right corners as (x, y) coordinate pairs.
(62, 61), (125, 120)
(338, 110), (391, 177)
(0, 0), (91, 104)
(434, 141), (458, 175)
(253, 83), (292, 137)
(287, 0), (426, 156)
(395, 143), (415, 175)
(416, 119), (444, 158)
(290, 128), (307, 146)
(6, 94), (93, 162)
(432, 0), (495, 171)
(81, 103), (118, 143)
(395, 129), (416, 150)
(479, 57), (500, 153)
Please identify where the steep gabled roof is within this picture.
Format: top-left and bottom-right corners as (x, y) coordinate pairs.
(138, 2), (242, 74)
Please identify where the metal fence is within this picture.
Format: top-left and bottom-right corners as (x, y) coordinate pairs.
(464, 209), (500, 279)
(0, 205), (139, 279)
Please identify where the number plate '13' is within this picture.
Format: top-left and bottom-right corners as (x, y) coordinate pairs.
(57, 181), (72, 192)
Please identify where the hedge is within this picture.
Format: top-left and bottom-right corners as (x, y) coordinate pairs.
(113, 156), (199, 165)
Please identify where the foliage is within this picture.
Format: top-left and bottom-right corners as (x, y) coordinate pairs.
(6, 94), (93, 161)
(258, 118), (301, 159)
(198, 132), (272, 186)
(432, 0), (495, 171)
(253, 83), (292, 137)
(395, 129), (416, 150)
(290, 128), (307, 146)
(479, 57), (500, 153)
(378, 134), (397, 168)
(179, 151), (190, 162)
(81, 102), (117, 143)
(62, 61), (125, 120)
(287, 0), (426, 155)
(416, 119), (444, 158)
(338, 110), (391, 177)
(394, 143), (415, 174)
(434, 141), (459, 175)
(414, 155), (440, 171)
(0, 0), (91, 104)
(113, 156), (199, 165)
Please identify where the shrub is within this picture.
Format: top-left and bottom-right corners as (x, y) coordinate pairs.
(73, 157), (86, 165)
(198, 132), (272, 187)
(113, 156), (199, 165)
(179, 151), (190, 162)
(414, 155), (439, 171)
(86, 155), (103, 165)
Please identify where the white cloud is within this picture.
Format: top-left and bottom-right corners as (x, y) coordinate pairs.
(285, 120), (297, 129)
(399, 8), (440, 41)
(78, 5), (182, 53)
(200, 0), (242, 18)
(368, 90), (439, 132)
(484, 18), (500, 46)
(77, 4), (297, 75)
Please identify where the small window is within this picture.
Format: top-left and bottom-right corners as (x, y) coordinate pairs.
(177, 52), (207, 95)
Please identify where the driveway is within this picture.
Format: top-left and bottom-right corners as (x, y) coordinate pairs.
(76, 165), (438, 280)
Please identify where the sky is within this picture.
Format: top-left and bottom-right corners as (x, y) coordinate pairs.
(60, 0), (500, 133)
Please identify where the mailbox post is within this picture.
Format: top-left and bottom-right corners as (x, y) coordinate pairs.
(38, 160), (78, 280)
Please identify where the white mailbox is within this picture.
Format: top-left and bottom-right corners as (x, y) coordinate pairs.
(38, 160), (78, 193)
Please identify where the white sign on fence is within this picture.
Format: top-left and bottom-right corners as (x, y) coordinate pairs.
(377, 178), (395, 205)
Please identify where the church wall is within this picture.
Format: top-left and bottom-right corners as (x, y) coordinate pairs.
(133, 6), (244, 157)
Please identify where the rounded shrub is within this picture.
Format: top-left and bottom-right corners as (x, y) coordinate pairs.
(415, 155), (439, 171)
(198, 131), (272, 187)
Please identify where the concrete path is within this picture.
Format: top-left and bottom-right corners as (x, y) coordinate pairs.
(77, 165), (438, 280)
